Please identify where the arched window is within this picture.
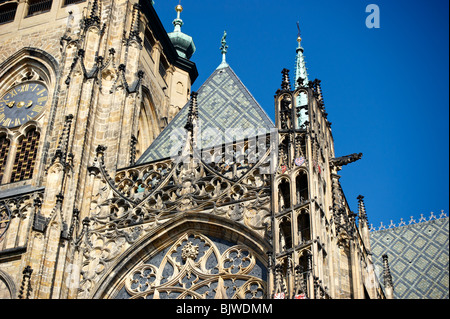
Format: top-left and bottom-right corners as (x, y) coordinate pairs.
(296, 92), (308, 129)
(0, 134), (10, 183)
(278, 179), (291, 211)
(297, 251), (312, 284)
(279, 217), (292, 250)
(297, 211), (311, 244)
(10, 128), (40, 183)
(296, 250), (312, 295)
(296, 172), (308, 204)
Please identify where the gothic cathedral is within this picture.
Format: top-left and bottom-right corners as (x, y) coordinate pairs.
(0, 0), (391, 299)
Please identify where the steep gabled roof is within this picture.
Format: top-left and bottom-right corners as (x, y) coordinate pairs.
(136, 65), (274, 164)
(370, 215), (449, 299)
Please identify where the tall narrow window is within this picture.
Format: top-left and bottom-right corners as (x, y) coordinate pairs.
(158, 61), (167, 79)
(296, 172), (308, 204)
(143, 28), (154, 53)
(279, 217), (292, 250)
(10, 129), (40, 183)
(297, 212), (311, 244)
(296, 92), (308, 129)
(0, 135), (10, 183)
(297, 251), (311, 296)
(278, 179), (291, 211)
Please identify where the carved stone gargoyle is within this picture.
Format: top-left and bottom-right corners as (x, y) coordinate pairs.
(329, 153), (363, 171)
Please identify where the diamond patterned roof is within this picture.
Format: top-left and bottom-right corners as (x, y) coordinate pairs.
(136, 65), (274, 164)
(370, 217), (449, 299)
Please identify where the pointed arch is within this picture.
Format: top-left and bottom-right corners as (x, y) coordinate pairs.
(295, 169), (309, 204)
(90, 213), (270, 299)
(0, 47), (58, 90)
(0, 48), (57, 185)
(296, 209), (311, 244)
(0, 269), (16, 299)
(277, 178), (291, 211)
(279, 216), (292, 250)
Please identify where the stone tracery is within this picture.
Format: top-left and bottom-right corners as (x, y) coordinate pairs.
(121, 232), (267, 299)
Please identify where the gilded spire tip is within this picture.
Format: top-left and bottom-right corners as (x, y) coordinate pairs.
(296, 21), (302, 43)
(173, 1), (183, 31)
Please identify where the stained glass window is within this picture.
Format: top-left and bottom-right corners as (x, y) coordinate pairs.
(10, 129), (40, 183)
(0, 135), (10, 183)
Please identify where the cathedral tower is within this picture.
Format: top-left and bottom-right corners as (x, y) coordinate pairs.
(270, 29), (383, 299)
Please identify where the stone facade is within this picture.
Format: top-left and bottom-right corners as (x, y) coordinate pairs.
(0, 0), (388, 299)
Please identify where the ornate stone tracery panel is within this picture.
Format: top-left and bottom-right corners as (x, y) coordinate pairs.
(115, 232), (267, 299)
(80, 137), (273, 299)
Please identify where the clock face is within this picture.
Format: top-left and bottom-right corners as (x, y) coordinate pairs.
(0, 81), (48, 128)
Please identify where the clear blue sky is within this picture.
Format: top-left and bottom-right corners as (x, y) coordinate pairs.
(153, 0), (449, 228)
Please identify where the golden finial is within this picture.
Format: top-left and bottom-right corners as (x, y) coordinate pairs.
(296, 21), (302, 43)
(176, 0), (183, 13)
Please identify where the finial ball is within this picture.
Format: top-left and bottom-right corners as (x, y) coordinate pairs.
(176, 4), (183, 12)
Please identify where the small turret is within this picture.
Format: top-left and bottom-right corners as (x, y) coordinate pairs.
(357, 195), (371, 252)
(168, 3), (196, 59)
(294, 21), (309, 128)
(295, 21), (309, 89)
(382, 254), (395, 299)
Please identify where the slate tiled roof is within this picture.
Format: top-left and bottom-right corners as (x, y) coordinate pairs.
(136, 65), (274, 164)
(370, 215), (449, 299)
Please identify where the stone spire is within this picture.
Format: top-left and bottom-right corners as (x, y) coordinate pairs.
(295, 21), (309, 89)
(82, 0), (101, 29)
(281, 68), (291, 91)
(184, 91), (198, 142)
(382, 254), (395, 299)
(90, 0), (99, 19)
(295, 21), (309, 128)
(168, 2), (196, 59)
(128, 4), (142, 44)
(357, 195), (371, 253)
(357, 195), (369, 226)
